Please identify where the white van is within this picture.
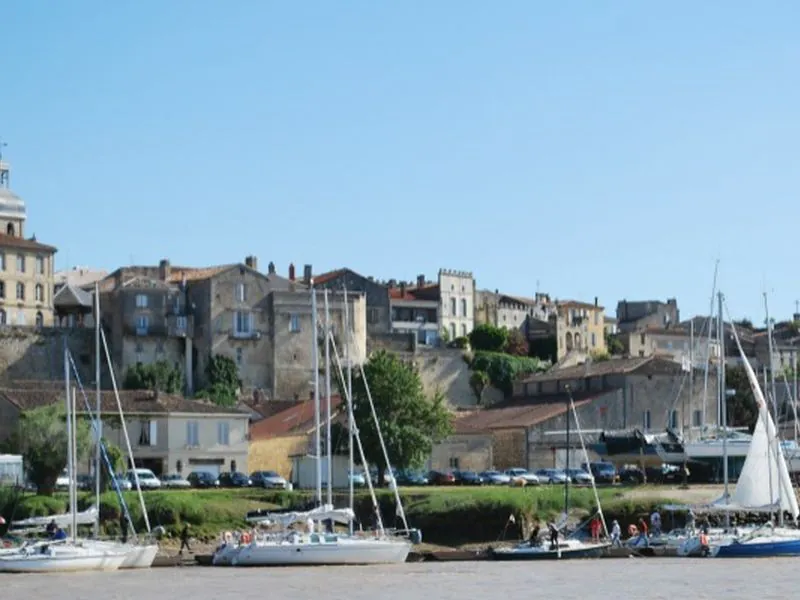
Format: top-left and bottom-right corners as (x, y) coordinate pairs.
(125, 468), (162, 490)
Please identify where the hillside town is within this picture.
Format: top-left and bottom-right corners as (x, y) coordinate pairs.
(0, 153), (798, 487)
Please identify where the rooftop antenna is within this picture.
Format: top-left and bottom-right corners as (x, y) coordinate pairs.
(536, 279), (540, 295)
(0, 138), (8, 188)
(0, 138), (7, 161)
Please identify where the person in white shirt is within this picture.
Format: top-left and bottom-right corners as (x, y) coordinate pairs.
(610, 520), (621, 547)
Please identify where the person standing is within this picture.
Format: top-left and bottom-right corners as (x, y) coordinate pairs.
(547, 522), (559, 549)
(650, 509), (662, 536)
(610, 520), (622, 547)
(119, 513), (128, 544)
(590, 516), (602, 543)
(179, 523), (192, 555)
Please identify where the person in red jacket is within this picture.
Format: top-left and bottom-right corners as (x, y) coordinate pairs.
(590, 516), (602, 543)
(637, 517), (649, 547)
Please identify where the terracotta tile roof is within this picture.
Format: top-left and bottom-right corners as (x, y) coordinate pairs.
(167, 265), (235, 283)
(312, 269), (347, 285)
(0, 388), (248, 415)
(520, 356), (687, 383)
(453, 395), (595, 434)
(239, 399), (298, 420)
(0, 233), (57, 253)
(249, 395), (344, 440)
(389, 284), (440, 301)
(557, 300), (604, 311)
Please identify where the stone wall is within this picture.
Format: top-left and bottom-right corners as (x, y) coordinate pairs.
(413, 348), (503, 408)
(428, 433), (493, 472)
(492, 430), (526, 470)
(0, 326), (94, 384)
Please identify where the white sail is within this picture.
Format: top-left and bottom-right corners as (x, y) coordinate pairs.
(246, 504), (355, 527)
(11, 506), (98, 530)
(713, 337), (799, 518)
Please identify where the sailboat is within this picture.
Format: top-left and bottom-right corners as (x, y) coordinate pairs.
(490, 388), (611, 560)
(212, 285), (412, 566)
(0, 349), (127, 573)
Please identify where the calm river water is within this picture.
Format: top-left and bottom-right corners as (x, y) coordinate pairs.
(0, 558), (794, 599)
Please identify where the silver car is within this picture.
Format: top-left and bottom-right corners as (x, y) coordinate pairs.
(504, 468), (541, 485)
(534, 468), (569, 484)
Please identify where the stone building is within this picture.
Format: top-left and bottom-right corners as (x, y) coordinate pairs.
(96, 258), (366, 401)
(0, 156), (57, 327)
(312, 268), (391, 335)
(474, 290), (556, 335)
(554, 299), (607, 360)
(616, 298), (679, 333)
(433, 356), (716, 471)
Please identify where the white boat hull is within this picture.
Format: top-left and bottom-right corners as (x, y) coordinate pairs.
(231, 537), (411, 566)
(89, 541), (158, 569)
(0, 545), (127, 573)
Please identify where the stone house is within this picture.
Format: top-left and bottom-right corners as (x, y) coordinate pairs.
(474, 290), (556, 335)
(618, 327), (721, 367)
(96, 257), (367, 401)
(432, 356), (717, 471)
(616, 299), (680, 333)
(389, 269), (475, 345)
(0, 157), (57, 327)
(312, 268), (391, 335)
(0, 388), (250, 477)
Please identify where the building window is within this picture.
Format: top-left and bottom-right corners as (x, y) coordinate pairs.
(15, 254), (24, 273)
(135, 341), (143, 353)
(0, 309), (5, 324)
(136, 315), (149, 335)
(367, 307), (379, 324)
(0, 281), (4, 299)
(235, 282), (246, 303)
(35, 311), (43, 327)
(0, 253), (5, 270)
(136, 294), (148, 308)
(669, 410), (679, 430)
(6, 224), (13, 236)
(591, 332), (596, 347)
(234, 311), (253, 336)
(176, 316), (187, 331)
(594, 311), (599, 326)
(461, 324), (467, 337)
(450, 322), (456, 340)
(693, 410), (702, 427)
(461, 298), (467, 317)
(15, 282), (24, 301)
(139, 420), (157, 446)
(450, 297), (456, 316)
(217, 421), (230, 446)
(643, 410), (651, 431)
(16, 310), (24, 326)
(236, 347), (243, 365)
(186, 420), (199, 446)
(35, 283), (43, 303)
(448, 457), (460, 469)
(289, 314), (301, 333)
(35, 256), (44, 275)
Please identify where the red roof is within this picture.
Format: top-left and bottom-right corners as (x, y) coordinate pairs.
(452, 395), (596, 434)
(389, 284), (440, 301)
(312, 269), (347, 285)
(249, 395), (344, 440)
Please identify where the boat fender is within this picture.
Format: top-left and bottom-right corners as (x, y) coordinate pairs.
(409, 529), (423, 545)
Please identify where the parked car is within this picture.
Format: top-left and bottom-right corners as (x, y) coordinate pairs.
(427, 470), (456, 485)
(565, 468), (593, 485)
(125, 468), (162, 490)
(348, 470), (366, 488)
(394, 470), (428, 486)
(161, 473), (191, 489)
(618, 464), (645, 484)
(582, 461), (618, 484)
(504, 468), (541, 486)
(55, 469), (72, 491)
(187, 471), (219, 488)
(479, 470), (512, 485)
(368, 468), (395, 487)
(111, 473), (133, 491)
(218, 471), (252, 487)
(453, 471), (484, 485)
(534, 468), (569, 484)
(250, 470), (288, 489)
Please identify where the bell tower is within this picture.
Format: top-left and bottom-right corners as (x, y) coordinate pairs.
(0, 142), (26, 238)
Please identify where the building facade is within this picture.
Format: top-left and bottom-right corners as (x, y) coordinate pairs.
(616, 299), (680, 333)
(0, 157), (57, 327)
(313, 268), (391, 335)
(554, 299), (607, 359)
(438, 269), (475, 341)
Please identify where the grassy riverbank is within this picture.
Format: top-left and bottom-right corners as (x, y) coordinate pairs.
(0, 484), (706, 546)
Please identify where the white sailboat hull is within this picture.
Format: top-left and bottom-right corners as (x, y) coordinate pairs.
(231, 537), (411, 566)
(0, 544), (127, 573)
(89, 541), (158, 569)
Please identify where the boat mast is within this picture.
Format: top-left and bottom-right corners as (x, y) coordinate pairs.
(64, 343), (75, 543)
(703, 260), (720, 430)
(310, 283), (323, 507)
(323, 288), (333, 507)
(94, 282), (102, 539)
(564, 384), (570, 519)
(71, 385), (78, 541)
(718, 292), (730, 530)
(763, 366), (776, 517)
(344, 286), (354, 536)
(765, 294), (779, 424)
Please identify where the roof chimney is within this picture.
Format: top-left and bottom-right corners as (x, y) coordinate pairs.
(594, 296), (598, 307)
(417, 274), (425, 287)
(268, 261), (276, 275)
(158, 259), (170, 282)
(288, 263), (296, 281)
(303, 264), (312, 285)
(245, 256), (258, 271)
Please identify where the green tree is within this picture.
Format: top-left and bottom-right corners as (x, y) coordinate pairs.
(468, 323), (508, 353)
(504, 329), (529, 356)
(100, 440), (125, 491)
(605, 333), (625, 356)
(123, 361), (183, 394)
(201, 354), (240, 407)
(469, 370), (490, 405)
(9, 404), (93, 495)
(590, 349), (611, 362)
(350, 350), (452, 484)
(469, 352), (546, 397)
(724, 366), (759, 430)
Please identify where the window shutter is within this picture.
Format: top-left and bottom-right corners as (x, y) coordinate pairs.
(233, 311), (237, 334)
(149, 420), (158, 446)
(249, 312), (254, 333)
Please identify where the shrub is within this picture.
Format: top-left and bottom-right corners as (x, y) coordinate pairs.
(469, 352), (546, 396)
(468, 324), (508, 353)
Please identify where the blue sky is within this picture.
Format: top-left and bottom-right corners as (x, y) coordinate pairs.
(2, 1), (799, 322)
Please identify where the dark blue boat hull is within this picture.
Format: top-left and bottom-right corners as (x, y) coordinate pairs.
(714, 538), (800, 558)
(490, 544), (609, 561)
